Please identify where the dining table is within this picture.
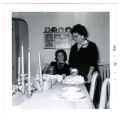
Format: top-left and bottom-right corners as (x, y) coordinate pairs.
(12, 82), (94, 109)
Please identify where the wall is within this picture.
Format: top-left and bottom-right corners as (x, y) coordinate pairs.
(12, 12), (110, 76)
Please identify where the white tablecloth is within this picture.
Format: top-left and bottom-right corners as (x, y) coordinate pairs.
(12, 83), (94, 109)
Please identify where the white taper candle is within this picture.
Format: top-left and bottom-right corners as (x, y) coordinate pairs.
(38, 53), (42, 81)
(18, 57), (20, 85)
(21, 44), (24, 93)
(28, 51), (31, 85)
(21, 45), (24, 75)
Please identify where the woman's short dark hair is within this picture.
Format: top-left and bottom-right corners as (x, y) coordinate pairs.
(55, 49), (67, 61)
(71, 24), (89, 39)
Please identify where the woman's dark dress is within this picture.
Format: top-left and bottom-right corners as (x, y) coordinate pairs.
(69, 41), (99, 107)
(69, 41), (98, 81)
(51, 62), (70, 75)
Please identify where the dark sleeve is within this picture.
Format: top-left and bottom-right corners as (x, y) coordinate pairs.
(50, 62), (56, 66)
(50, 61), (57, 71)
(69, 46), (75, 67)
(88, 42), (98, 66)
(42, 62), (55, 74)
(48, 62), (57, 74)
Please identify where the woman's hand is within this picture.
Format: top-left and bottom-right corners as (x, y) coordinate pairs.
(42, 63), (49, 74)
(62, 74), (66, 79)
(87, 73), (92, 83)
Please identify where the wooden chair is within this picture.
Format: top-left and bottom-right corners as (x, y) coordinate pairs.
(99, 78), (110, 109)
(89, 71), (99, 101)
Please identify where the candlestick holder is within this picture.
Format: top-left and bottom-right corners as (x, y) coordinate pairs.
(25, 83), (32, 98)
(34, 74), (43, 92)
(12, 74), (36, 98)
(17, 74), (21, 86)
(18, 73), (27, 94)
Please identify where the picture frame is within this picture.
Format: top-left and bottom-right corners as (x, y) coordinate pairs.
(43, 32), (72, 49)
(43, 32), (55, 49)
(54, 33), (71, 49)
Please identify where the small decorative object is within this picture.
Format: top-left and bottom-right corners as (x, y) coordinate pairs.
(82, 40), (89, 48)
(58, 27), (64, 32)
(51, 27), (57, 32)
(65, 27), (71, 33)
(70, 68), (78, 76)
(45, 27), (51, 32)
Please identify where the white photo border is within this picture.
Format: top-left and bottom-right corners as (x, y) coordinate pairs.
(2, 3), (119, 120)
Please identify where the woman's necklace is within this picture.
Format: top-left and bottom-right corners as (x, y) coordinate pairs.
(57, 62), (65, 69)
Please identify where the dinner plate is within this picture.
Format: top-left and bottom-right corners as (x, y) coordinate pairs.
(61, 92), (85, 100)
(62, 86), (81, 92)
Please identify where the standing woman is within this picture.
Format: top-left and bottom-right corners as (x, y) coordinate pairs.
(69, 24), (98, 90)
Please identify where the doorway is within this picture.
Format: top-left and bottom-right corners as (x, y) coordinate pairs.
(12, 18), (29, 84)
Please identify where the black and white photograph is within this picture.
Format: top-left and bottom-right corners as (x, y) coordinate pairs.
(12, 12), (110, 109)
(1, 1), (120, 120)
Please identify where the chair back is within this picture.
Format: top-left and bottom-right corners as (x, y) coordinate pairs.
(99, 63), (110, 82)
(99, 78), (110, 109)
(89, 71), (99, 101)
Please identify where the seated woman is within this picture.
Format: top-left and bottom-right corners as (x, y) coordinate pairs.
(43, 49), (70, 76)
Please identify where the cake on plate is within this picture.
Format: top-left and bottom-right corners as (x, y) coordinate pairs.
(63, 75), (84, 85)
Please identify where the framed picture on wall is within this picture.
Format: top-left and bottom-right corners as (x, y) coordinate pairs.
(43, 33), (55, 48)
(43, 32), (72, 49)
(54, 33), (71, 49)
